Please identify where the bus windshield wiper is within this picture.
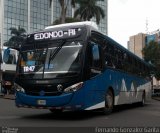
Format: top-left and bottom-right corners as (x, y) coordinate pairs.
(47, 40), (66, 69)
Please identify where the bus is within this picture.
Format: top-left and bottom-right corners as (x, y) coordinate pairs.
(1, 47), (18, 94)
(14, 21), (152, 114)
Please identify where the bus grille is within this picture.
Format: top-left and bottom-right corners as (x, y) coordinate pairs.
(25, 86), (63, 96)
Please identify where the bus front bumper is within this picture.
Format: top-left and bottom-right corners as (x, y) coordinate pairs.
(15, 90), (85, 111)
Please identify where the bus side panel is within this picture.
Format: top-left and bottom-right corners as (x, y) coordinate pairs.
(84, 69), (118, 110)
(83, 69), (152, 110)
(114, 71), (151, 105)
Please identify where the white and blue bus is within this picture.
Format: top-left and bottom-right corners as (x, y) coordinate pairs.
(1, 47), (18, 94)
(14, 22), (153, 114)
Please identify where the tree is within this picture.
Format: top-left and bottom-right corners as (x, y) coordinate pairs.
(74, 0), (105, 24)
(9, 26), (26, 37)
(142, 41), (160, 80)
(4, 26), (26, 49)
(49, 0), (76, 24)
(53, 17), (81, 25)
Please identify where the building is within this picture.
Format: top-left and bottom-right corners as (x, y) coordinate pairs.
(1, 0), (52, 43)
(94, 0), (108, 35)
(128, 30), (160, 88)
(0, 0), (108, 93)
(145, 29), (160, 45)
(128, 29), (160, 58)
(128, 33), (146, 58)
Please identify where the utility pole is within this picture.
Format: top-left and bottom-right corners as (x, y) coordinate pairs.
(145, 18), (149, 34)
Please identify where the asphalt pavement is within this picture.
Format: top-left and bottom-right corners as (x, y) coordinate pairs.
(0, 96), (160, 133)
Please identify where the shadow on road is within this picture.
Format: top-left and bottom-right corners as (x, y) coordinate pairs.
(113, 103), (149, 113)
(23, 110), (102, 121)
(22, 103), (149, 121)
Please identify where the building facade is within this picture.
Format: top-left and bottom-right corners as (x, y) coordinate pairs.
(1, 0), (52, 43)
(128, 30), (160, 58)
(145, 29), (160, 45)
(94, 0), (108, 35)
(128, 33), (146, 58)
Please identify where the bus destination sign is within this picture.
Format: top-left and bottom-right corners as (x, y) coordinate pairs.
(34, 28), (81, 40)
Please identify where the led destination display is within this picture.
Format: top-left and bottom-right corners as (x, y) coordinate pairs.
(34, 28), (82, 41)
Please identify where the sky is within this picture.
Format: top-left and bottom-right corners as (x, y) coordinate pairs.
(108, 0), (160, 48)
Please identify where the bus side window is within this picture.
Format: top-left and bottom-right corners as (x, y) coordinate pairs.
(105, 55), (113, 67)
(105, 43), (115, 68)
(91, 44), (101, 68)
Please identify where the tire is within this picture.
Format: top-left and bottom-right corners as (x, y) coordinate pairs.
(140, 91), (145, 106)
(103, 89), (114, 115)
(49, 109), (63, 114)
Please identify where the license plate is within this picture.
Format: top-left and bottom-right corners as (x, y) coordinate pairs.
(37, 100), (46, 105)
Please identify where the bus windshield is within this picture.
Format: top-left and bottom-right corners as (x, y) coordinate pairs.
(19, 41), (83, 79)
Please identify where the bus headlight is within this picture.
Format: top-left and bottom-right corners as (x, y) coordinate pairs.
(64, 82), (83, 93)
(14, 83), (25, 93)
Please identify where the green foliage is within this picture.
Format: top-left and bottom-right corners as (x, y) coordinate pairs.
(50, 0), (105, 24)
(74, 0), (105, 24)
(4, 26), (26, 50)
(50, 0), (77, 24)
(9, 26), (26, 36)
(142, 41), (160, 80)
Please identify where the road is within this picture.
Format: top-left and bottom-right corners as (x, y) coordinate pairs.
(0, 98), (160, 132)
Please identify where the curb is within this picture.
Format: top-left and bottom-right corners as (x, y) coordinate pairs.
(152, 97), (160, 101)
(0, 94), (15, 100)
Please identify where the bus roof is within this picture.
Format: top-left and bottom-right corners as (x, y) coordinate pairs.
(45, 21), (98, 31)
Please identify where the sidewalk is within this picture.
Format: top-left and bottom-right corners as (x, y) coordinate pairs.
(152, 96), (160, 101)
(0, 94), (15, 100)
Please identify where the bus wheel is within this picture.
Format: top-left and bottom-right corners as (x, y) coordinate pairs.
(140, 91), (145, 106)
(103, 89), (114, 115)
(49, 109), (62, 114)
